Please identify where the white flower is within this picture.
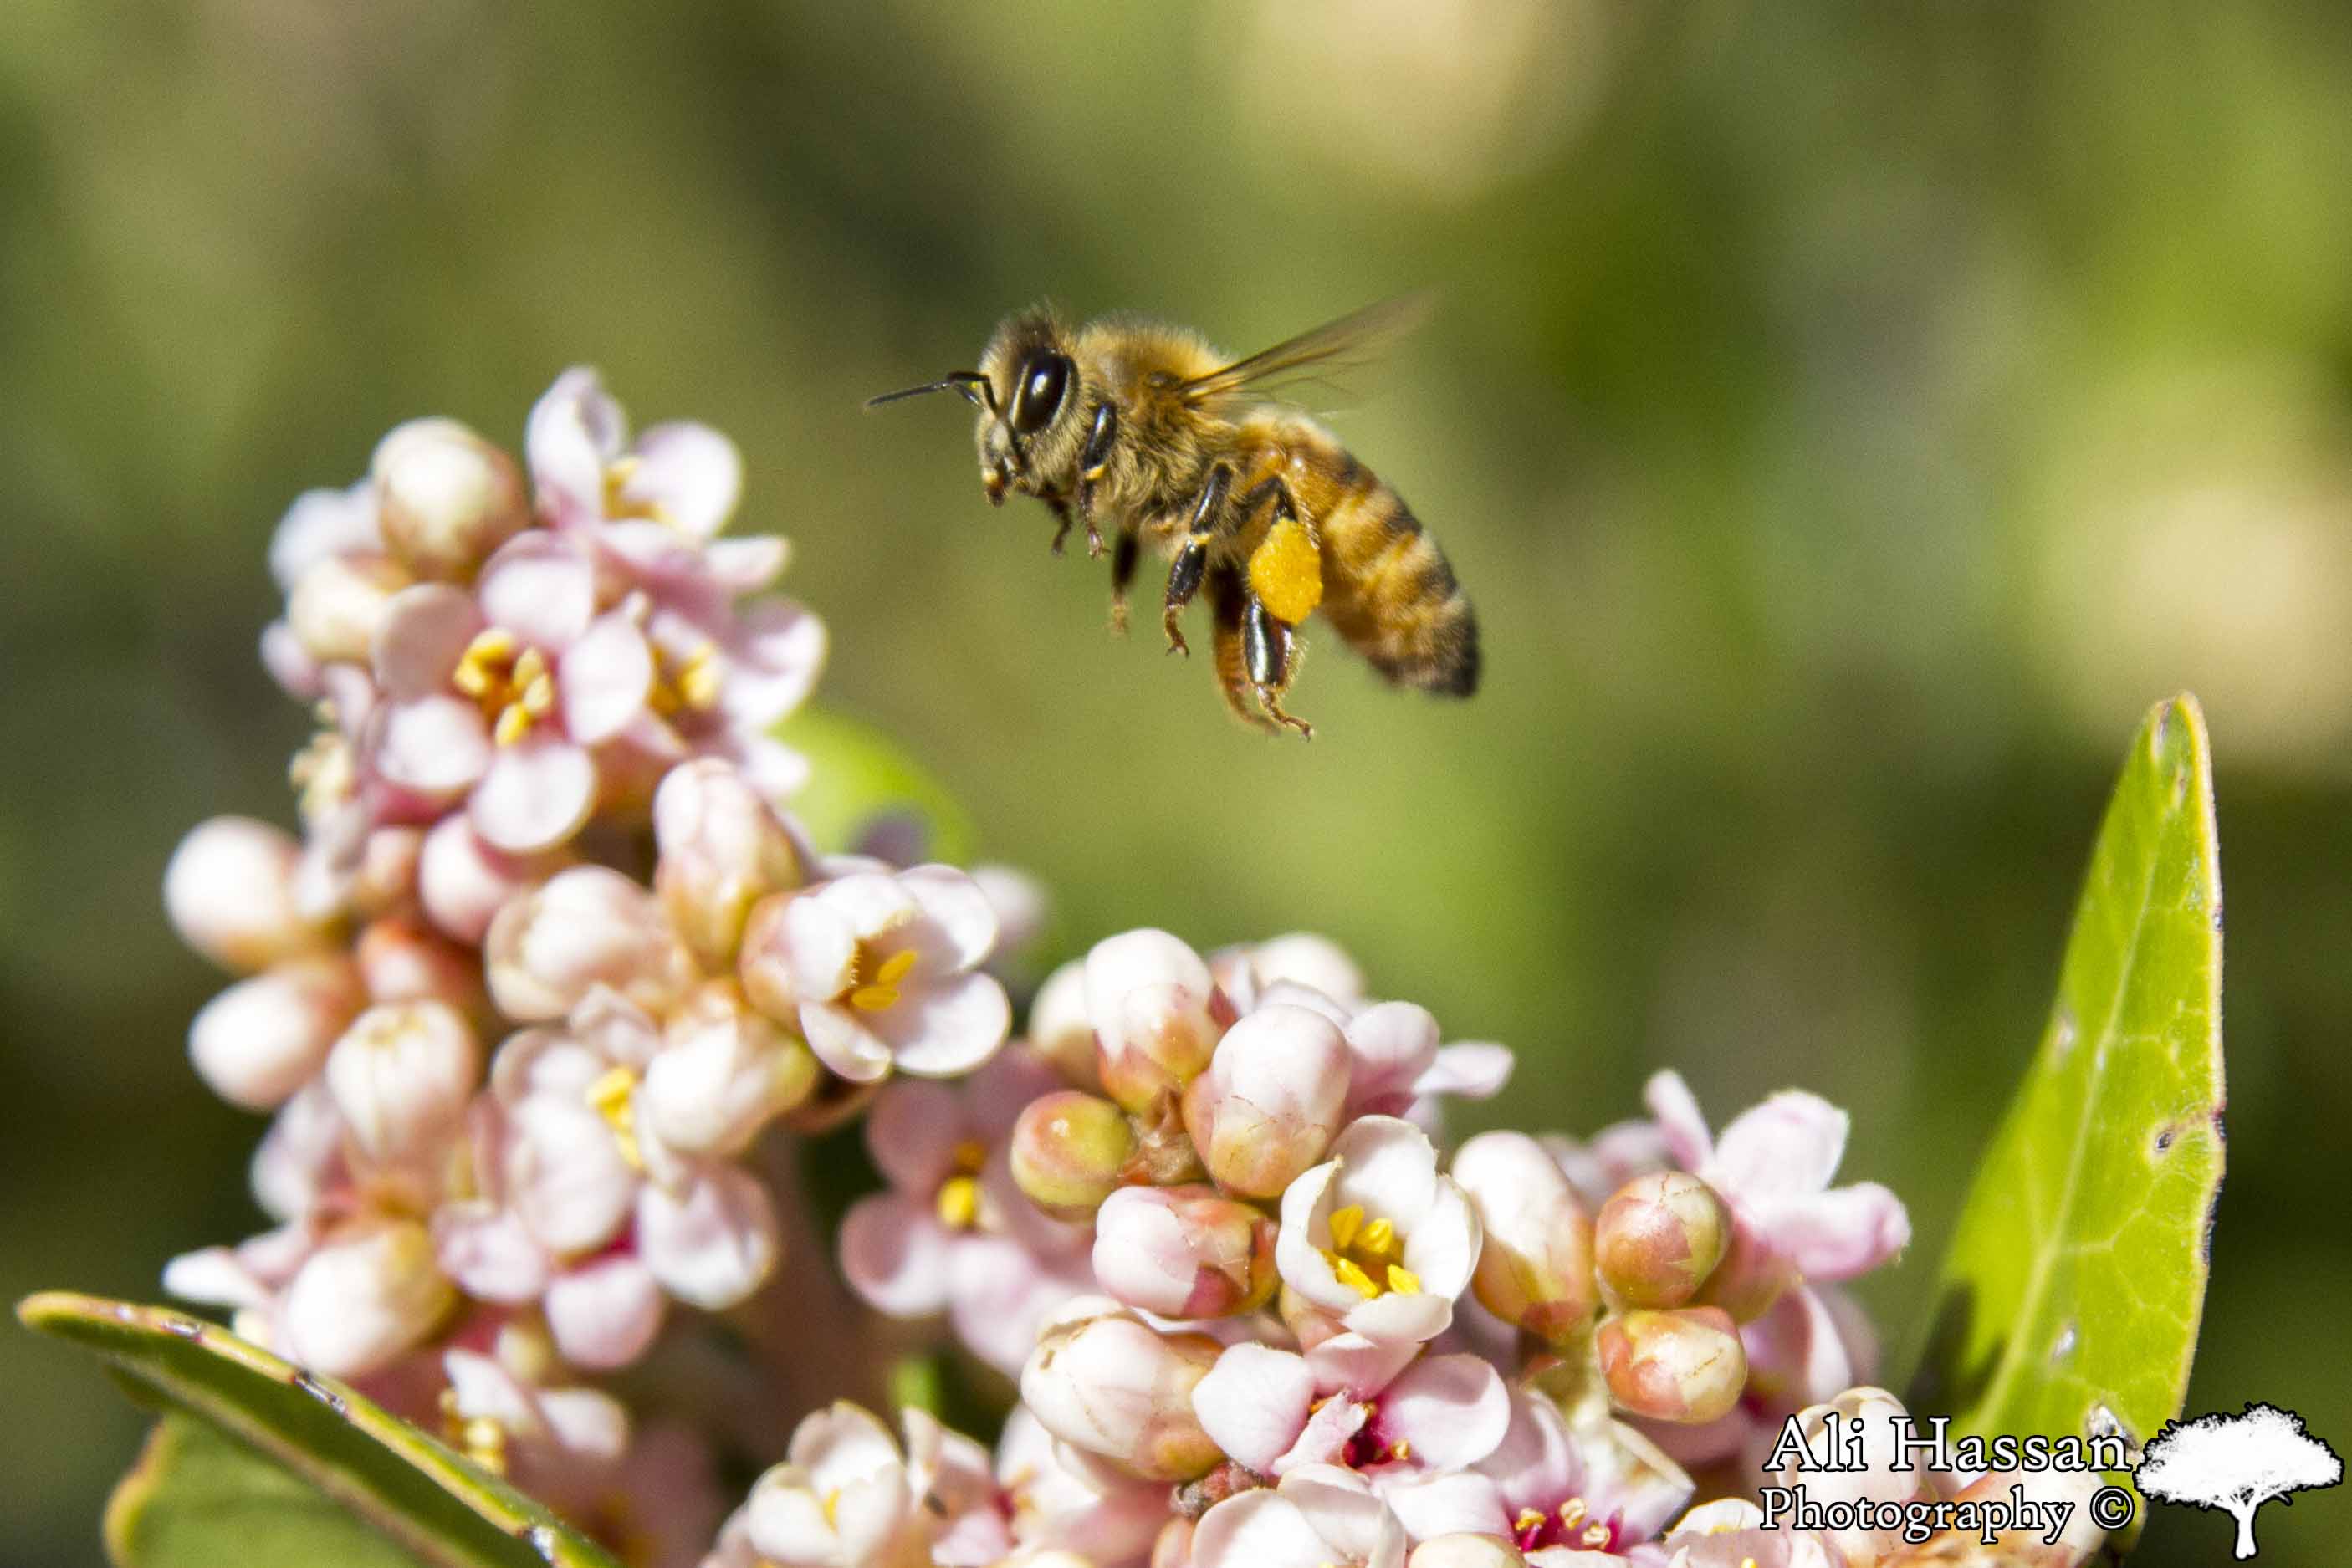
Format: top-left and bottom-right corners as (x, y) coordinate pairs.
(1276, 1116), (1483, 1345)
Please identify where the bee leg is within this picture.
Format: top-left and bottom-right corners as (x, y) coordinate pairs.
(1076, 402), (1118, 557)
(1108, 529), (1138, 636)
(1043, 495), (1075, 556)
(1210, 565), (1278, 732)
(1162, 538), (1204, 656)
(1160, 463), (1233, 656)
(1243, 594), (1314, 739)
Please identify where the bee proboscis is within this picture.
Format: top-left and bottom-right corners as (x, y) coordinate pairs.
(870, 298), (1479, 737)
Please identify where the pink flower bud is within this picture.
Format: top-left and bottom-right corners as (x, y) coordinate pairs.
(1027, 960), (1102, 1090)
(1450, 1131), (1598, 1343)
(484, 866), (695, 1022)
(1594, 1171), (1730, 1310)
(1597, 1306), (1746, 1423)
(325, 1000), (478, 1161)
(280, 1218), (455, 1377)
(371, 416), (528, 580)
(1409, 1536), (1527, 1568)
(1773, 1386), (1930, 1565)
(1020, 1298), (1224, 1482)
(355, 914), (483, 1014)
(287, 551), (412, 666)
(1086, 931), (1219, 1114)
(165, 817), (321, 972)
(188, 957), (365, 1110)
(641, 982), (819, 1154)
(1009, 1091), (1135, 1220)
(1092, 1184), (1277, 1320)
(652, 758), (805, 970)
(1180, 1004), (1349, 1200)
(417, 815), (560, 945)
(349, 825), (425, 918)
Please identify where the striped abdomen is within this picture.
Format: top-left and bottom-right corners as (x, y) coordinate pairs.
(1305, 451), (1479, 697)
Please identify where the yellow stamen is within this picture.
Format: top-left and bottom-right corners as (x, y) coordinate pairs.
(1385, 1264), (1422, 1295)
(1516, 1509), (1546, 1535)
(950, 1139), (989, 1173)
(439, 1390), (509, 1476)
(493, 703), (533, 746)
(585, 1065), (644, 1172)
(1327, 1254), (1380, 1299)
(1388, 1438), (1411, 1461)
(821, 1488), (842, 1527)
(1559, 1498), (1588, 1528)
(602, 456), (679, 529)
(848, 947), (918, 1012)
(936, 1174), (981, 1230)
(1358, 1216), (1398, 1259)
(1582, 1524), (1610, 1547)
(647, 641), (723, 718)
(1327, 1204), (1364, 1252)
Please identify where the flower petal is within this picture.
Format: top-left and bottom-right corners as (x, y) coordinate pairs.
(1709, 1091), (1848, 1202)
(545, 1252), (667, 1369)
(478, 531), (597, 651)
(527, 367), (626, 527)
(839, 1193), (954, 1318)
(623, 421), (741, 541)
(1767, 1182), (1910, 1281)
(1329, 1116), (1440, 1229)
(716, 597), (826, 727)
(897, 864), (1001, 973)
(637, 1162), (780, 1310)
(872, 972), (1012, 1078)
(1644, 1070), (1714, 1172)
(1192, 1343), (1316, 1474)
(372, 583), (481, 699)
(801, 1000), (895, 1083)
(470, 733), (596, 854)
(1379, 1353), (1511, 1472)
(558, 610), (654, 745)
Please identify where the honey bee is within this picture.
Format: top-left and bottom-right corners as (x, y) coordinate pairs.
(869, 298), (1479, 737)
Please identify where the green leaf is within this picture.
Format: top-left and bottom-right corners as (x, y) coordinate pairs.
(1912, 695), (2225, 1510)
(775, 706), (976, 866)
(18, 1292), (624, 1568)
(106, 1415), (427, 1568)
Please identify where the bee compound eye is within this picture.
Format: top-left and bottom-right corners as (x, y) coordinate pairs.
(1010, 353), (1071, 436)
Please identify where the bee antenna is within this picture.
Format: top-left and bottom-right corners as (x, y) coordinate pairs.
(865, 371), (994, 412)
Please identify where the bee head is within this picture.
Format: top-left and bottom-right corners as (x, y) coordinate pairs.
(866, 307), (1086, 506)
(972, 309), (1086, 504)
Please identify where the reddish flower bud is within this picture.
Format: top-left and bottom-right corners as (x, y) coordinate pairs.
(1594, 1170), (1730, 1310)
(371, 416), (528, 581)
(1092, 1184), (1278, 1319)
(1597, 1305), (1746, 1423)
(1452, 1130), (1598, 1343)
(1010, 1090), (1136, 1219)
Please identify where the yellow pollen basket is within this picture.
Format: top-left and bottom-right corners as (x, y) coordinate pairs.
(1320, 1203), (1419, 1300)
(1247, 513), (1324, 626)
(585, 1065), (645, 1172)
(454, 629), (556, 746)
(847, 947), (918, 1013)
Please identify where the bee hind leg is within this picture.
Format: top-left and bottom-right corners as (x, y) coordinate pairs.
(1242, 594), (1314, 739)
(1210, 567), (1278, 733)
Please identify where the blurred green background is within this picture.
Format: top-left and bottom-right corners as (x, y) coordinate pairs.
(5, 3), (2349, 1563)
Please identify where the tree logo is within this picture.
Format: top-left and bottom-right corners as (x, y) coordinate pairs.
(2135, 1402), (2341, 1558)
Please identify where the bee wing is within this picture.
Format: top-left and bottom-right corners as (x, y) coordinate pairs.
(1177, 293), (1435, 405)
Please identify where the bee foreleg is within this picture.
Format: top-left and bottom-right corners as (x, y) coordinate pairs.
(1159, 463), (1233, 656)
(1242, 594), (1314, 739)
(1076, 401), (1119, 537)
(1042, 495), (1075, 556)
(1109, 529), (1138, 636)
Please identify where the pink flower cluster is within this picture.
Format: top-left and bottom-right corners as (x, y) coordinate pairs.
(149, 376), (2107, 1568)
(159, 373), (1015, 1564)
(701, 924), (2104, 1568)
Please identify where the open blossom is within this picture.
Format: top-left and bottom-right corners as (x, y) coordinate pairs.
(839, 1048), (1095, 1375)
(1193, 1341), (1510, 1481)
(1276, 1116), (1483, 1346)
(739, 863), (1012, 1083)
(704, 1402), (1001, 1568)
(1192, 1464), (1409, 1568)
